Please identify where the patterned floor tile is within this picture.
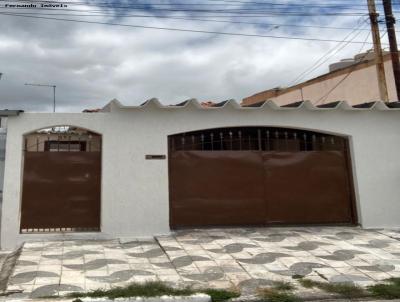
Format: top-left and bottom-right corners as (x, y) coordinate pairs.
(30, 283), (84, 298)
(362, 271), (393, 281)
(6, 227), (400, 298)
(34, 276), (61, 285)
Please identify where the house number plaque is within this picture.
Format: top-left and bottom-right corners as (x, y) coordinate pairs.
(145, 155), (166, 160)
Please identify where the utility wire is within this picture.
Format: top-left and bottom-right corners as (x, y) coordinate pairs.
(0, 11), (367, 31)
(315, 31), (381, 105)
(0, 10), (368, 19)
(0, 10), (380, 30)
(0, 7), (367, 16)
(0, 0), (373, 10)
(0, 0), (370, 16)
(1, 0), (389, 9)
(289, 18), (368, 86)
(0, 2), (394, 33)
(212, 0), (392, 6)
(0, 1), (373, 19)
(209, 0), (378, 7)
(0, 11), (385, 45)
(0, 7), (372, 19)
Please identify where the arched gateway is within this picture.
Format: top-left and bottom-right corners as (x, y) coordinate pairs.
(20, 126), (101, 232)
(168, 126), (356, 228)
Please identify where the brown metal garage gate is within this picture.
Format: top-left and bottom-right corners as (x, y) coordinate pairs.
(20, 130), (101, 232)
(168, 127), (356, 228)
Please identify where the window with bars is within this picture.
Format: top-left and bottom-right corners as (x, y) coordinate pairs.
(23, 126), (101, 152)
(44, 141), (86, 152)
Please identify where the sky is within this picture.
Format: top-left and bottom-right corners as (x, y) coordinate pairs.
(0, 0), (395, 112)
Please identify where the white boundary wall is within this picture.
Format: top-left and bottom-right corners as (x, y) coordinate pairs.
(0, 128), (6, 206)
(0, 129), (5, 194)
(1, 100), (400, 249)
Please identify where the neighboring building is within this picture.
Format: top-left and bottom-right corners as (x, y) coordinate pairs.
(2, 99), (400, 249)
(242, 51), (400, 106)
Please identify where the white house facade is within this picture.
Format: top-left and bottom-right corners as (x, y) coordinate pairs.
(1, 99), (400, 249)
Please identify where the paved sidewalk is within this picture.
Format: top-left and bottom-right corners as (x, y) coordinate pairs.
(5, 227), (400, 299)
(0, 250), (16, 292)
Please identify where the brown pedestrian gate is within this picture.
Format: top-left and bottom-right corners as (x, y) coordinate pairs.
(168, 127), (356, 228)
(20, 128), (101, 232)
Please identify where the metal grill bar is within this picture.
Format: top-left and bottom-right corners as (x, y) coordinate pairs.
(20, 227), (100, 233)
(24, 135), (101, 152)
(169, 127), (346, 152)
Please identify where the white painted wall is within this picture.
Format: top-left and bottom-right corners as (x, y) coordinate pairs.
(2, 100), (400, 249)
(0, 129), (6, 194)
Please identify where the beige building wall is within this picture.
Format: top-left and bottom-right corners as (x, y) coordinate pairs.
(243, 55), (399, 106)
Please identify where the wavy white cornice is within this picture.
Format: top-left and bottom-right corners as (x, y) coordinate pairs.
(101, 99), (400, 112)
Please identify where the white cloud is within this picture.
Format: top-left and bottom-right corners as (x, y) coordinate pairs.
(0, 1), (370, 112)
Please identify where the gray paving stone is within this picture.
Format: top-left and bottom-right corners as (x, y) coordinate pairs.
(284, 241), (331, 251)
(30, 283), (83, 298)
(87, 269), (154, 283)
(15, 260), (37, 266)
(166, 255), (210, 268)
(208, 243), (257, 254)
(319, 249), (366, 261)
(238, 278), (275, 294)
(183, 267), (225, 282)
(273, 262), (328, 276)
(63, 259), (127, 271)
(238, 252), (289, 264)
(356, 264), (395, 272)
(128, 248), (165, 258)
(9, 271), (58, 284)
(43, 250), (101, 260)
(357, 239), (393, 249)
(329, 274), (373, 283)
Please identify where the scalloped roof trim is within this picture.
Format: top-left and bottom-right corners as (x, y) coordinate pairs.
(101, 98), (400, 112)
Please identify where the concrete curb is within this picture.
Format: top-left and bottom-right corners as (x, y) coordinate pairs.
(0, 245), (22, 293)
(4, 294), (400, 302)
(78, 295), (211, 302)
(3, 294), (211, 302)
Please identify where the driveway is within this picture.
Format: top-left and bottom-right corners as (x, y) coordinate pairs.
(5, 227), (400, 299)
